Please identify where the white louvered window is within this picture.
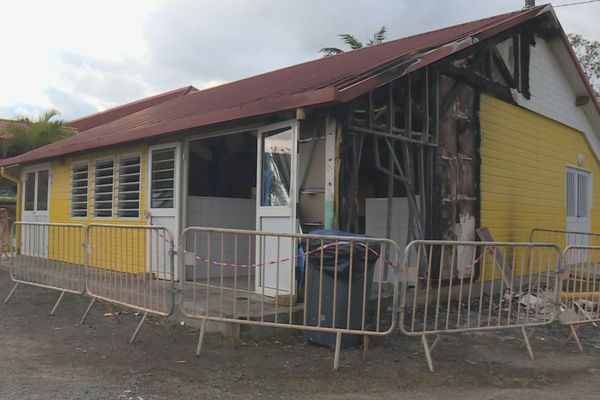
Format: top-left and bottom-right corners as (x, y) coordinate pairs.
(71, 163), (89, 218)
(151, 148), (175, 208)
(94, 159), (114, 218)
(117, 155), (141, 218)
(566, 168), (591, 218)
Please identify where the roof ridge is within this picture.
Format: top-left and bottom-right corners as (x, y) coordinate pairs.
(1, 5), (567, 167)
(67, 85), (196, 125)
(181, 7), (542, 101)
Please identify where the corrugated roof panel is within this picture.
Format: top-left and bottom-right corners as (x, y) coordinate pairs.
(67, 86), (196, 132)
(2, 6), (559, 167)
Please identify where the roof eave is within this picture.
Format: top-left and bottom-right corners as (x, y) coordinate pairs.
(0, 86), (338, 168)
(336, 5), (551, 103)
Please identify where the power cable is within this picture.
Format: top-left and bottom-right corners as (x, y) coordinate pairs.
(554, 0), (600, 8)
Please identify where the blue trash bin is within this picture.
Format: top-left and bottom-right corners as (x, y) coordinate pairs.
(302, 230), (380, 350)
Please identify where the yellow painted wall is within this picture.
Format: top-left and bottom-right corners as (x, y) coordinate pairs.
(480, 95), (600, 278)
(47, 144), (150, 273)
(480, 95), (600, 241)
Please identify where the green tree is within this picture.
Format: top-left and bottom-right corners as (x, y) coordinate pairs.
(2, 109), (74, 158)
(568, 33), (600, 96)
(320, 26), (387, 56)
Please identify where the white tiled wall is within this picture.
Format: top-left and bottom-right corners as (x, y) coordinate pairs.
(366, 197), (417, 283)
(186, 196), (256, 279)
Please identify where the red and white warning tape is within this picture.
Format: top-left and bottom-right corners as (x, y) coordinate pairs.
(146, 215), (396, 270)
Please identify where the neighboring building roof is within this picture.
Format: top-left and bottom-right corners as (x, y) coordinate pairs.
(67, 85), (196, 132)
(0, 119), (24, 140)
(3, 4), (595, 167)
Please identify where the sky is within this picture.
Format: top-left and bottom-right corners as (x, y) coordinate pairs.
(1, 0), (599, 121)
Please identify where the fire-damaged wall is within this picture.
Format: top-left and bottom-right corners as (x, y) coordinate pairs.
(297, 114), (328, 233)
(432, 77), (479, 244)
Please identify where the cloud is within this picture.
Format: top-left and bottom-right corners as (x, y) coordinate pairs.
(0, 0), (598, 121)
(139, 0), (537, 89)
(53, 51), (150, 110)
(43, 87), (98, 120)
(0, 103), (46, 120)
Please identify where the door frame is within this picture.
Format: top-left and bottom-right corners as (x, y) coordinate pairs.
(255, 119), (299, 230)
(255, 119), (299, 296)
(147, 142), (182, 221)
(566, 166), (592, 248)
(146, 142), (182, 279)
(21, 163), (51, 222)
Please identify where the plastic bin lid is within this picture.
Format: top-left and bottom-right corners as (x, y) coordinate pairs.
(309, 229), (368, 238)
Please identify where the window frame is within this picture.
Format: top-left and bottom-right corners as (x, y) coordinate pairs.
(147, 145), (178, 213)
(70, 161), (90, 219)
(566, 166), (592, 220)
(116, 153), (142, 220)
(21, 163), (51, 216)
(93, 157), (115, 219)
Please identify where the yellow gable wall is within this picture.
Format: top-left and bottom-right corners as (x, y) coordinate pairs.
(46, 143), (150, 272)
(480, 94), (600, 243)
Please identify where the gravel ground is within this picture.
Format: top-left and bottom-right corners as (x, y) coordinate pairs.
(2, 265), (600, 399)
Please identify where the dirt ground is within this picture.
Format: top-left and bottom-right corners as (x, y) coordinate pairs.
(2, 266), (600, 400)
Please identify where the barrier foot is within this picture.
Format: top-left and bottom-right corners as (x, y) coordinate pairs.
(430, 335), (442, 353)
(80, 298), (96, 325)
(130, 311), (148, 344)
(520, 328), (535, 349)
(49, 291), (66, 316)
(333, 332), (342, 371)
(3, 282), (18, 304)
(521, 326), (535, 360)
(158, 316), (174, 338)
(362, 335), (369, 359)
(196, 319), (207, 357)
(570, 325), (583, 352)
(422, 334), (435, 373)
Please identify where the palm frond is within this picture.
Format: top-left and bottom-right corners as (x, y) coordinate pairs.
(339, 34), (363, 50)
(374, 26), (387, 44)
(39, 108), (63, 125)
(366, 26), (387, 46)
(320, 47), (344, 56)
(2, 109), (73, 158)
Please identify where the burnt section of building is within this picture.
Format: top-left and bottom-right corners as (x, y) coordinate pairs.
(328, 17), (548, 279)
(339, 68), (437, 245)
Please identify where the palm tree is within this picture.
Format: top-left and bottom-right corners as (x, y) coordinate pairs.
(2, 109), (75, 158)
(320, 26), (387, 57)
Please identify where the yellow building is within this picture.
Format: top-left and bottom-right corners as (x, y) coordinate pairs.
(1, 4), (599, 290)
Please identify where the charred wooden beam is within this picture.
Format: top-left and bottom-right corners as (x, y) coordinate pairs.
(490, 44), (516, 88)
(440, 65), (514, 103)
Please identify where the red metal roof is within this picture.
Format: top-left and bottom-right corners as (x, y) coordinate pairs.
(1, 5), (560, 167)
(66, 86), (196, 132)
(0, 119), (22, 140)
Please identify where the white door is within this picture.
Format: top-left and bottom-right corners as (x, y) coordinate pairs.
(256, 120), (299, 296)
(21, 166), (50, 257)
(147, 143), (181, 280)
(566, 167), (591, 247)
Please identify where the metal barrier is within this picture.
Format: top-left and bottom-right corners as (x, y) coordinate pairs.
(530, 228), (600, 250)
(558, 245), (600, 351)
(14, 221), (600, 371)
(81, 224), (175, 342)
(179, 227), (400, 370)
(4, 222), (86, 315)
(399, 240), (561, 372)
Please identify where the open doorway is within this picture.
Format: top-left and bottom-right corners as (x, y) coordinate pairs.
(185, 132), (257, 280)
